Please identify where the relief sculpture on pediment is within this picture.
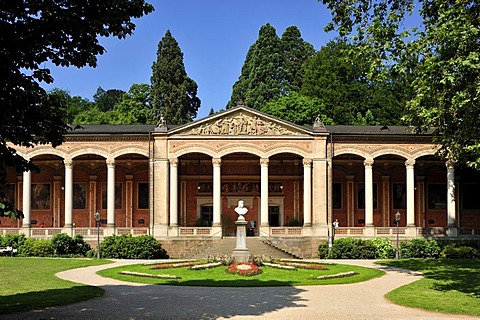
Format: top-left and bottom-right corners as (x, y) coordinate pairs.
(187, 112), (296, 136)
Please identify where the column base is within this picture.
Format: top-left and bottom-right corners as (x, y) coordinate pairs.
(447, 227), (458, 237)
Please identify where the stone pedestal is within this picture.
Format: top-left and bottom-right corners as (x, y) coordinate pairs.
(232, 219), (250, 262)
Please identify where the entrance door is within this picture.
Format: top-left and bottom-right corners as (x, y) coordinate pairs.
(269, 206), (280, 227)
(199, 205), (213, 226)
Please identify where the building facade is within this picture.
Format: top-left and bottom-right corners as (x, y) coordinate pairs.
(2, 106), (480, 256)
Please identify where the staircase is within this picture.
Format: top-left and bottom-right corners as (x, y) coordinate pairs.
(190, 237), (295, 260)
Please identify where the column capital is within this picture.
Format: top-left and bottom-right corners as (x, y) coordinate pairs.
(405, 159), (416, 168)
(169, 158), (179, 167)
(303, 158), (313, 167)
(212, 158), (222, 166)
(106, 159), (115, 167)
(363, 159), (374, 168)
(260, 158), (269, 166)
(446, 160), (456, 169)
(64, 159), (73, 168)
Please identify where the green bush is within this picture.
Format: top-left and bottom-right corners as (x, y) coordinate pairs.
(400, 238), (441, 258)
(328, 238), (376, 259)
(372, 237), (396, 259)
(19, 238), (54, 257)
(0, 233), (26, 249)
(318, 242), (329, 259)
(51, 233), (91, 257)
(100, 234), (169, 259)
(441, 244), (479, 259)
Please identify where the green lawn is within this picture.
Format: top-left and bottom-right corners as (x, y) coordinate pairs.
(97, 262), (384, 286)
(0, 257), (110, 314)
(379, 259), (480, 317)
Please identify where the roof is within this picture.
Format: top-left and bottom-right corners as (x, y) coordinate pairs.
(68, 124), (156, 135)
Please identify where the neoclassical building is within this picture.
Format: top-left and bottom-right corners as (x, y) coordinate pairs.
(2, 106), (479, 256)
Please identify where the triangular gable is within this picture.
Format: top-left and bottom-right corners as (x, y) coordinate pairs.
(169, 105), (313, 136)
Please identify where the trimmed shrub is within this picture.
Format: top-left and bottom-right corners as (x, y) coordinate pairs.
(100, 234), (169, 259)
(51, 233), (91, 257)
(372, 237), (396, 259)
(328, 238), (376, 259)
(0, 233), (26, 249)
(400, 238), (441, 258)
(318, 242), (329, 259)
(19, 238), (54, 257)
(441, 244), (479, 259)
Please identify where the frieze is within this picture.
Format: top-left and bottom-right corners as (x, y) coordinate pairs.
(197, 181), (283, 194)
(185, 112), (296, 136)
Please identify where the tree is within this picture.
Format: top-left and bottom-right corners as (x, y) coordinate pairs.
(0, 1), (154, 218)
(321, 0), (480, 167)
(93, 87), (126, 112)
(261, 92), (333, 126)
(151, 30), (201, 125)
(228, 23), (283, 109)
(280, 26), (316, 94)
(301, 39), (407, 125)
(109, 84), (154, 124)
(229, 24), (315, 110)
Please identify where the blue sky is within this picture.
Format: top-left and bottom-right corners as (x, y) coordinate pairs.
(44, 0), (337, 119)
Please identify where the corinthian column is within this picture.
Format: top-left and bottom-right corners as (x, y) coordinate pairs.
(106, 159), (115, 228)
(260, 158), (269, 227)
(405, 159), (416, 226)
(169, 159), (178, 226)
(22, 170), (31, 228)
(364, 159), (374, 226)
(212, 158), (222, 226)
(446, 160), (456, 226)
(64, 159), (73, 228)
(303, 158), (312, 227)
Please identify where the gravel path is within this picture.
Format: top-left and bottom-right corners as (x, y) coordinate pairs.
(3, 259), (479, 320)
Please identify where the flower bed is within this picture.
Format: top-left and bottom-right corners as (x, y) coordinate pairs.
(275, 261), (328, 270)
(190, 262), (223, 270)
(262, 262), (297, 270)
(151, 261), (203, 269)
(226, 262), (263, 276)
(120, 271), (182, 279)
(311, 271), (358, 280)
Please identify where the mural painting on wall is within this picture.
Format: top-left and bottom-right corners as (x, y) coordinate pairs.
(198, 182), (283, 194)
(101, 183), (123, 209)
(31, 184), (50, 210)
(187, 112), (295, 136)
(73, 183), (86, 209)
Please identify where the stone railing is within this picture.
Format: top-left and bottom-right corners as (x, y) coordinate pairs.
(178, 227), (212, 236)
(270, 227), (303, 236)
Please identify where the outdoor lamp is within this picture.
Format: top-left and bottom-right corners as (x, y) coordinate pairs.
(395, 211), (401, 259)
(94, 211), (101, 259)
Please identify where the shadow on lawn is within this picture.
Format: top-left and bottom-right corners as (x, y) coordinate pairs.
(380, 259), (480, 298)
(2, 283), (307, 320)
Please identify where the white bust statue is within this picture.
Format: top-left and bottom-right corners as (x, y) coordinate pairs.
(234, 200), (248, 220)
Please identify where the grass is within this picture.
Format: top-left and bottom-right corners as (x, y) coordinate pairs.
(379, 259), (480, 317)
(97, 261), (384, 287)
(0, 257), (110, 314)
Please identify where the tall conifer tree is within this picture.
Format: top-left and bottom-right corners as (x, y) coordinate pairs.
(151, 30), (200, 125)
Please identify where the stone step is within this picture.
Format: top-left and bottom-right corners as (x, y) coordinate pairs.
(191, 237), (295, 260)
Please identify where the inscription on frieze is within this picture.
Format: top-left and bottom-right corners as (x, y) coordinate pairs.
(186, 112), (296, 136)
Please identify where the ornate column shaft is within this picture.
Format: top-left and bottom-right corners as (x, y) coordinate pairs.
(260, 158), (269, 227)
(406, 159), (416, 226)
(64, 160), (73, 228)
(212, 158), (222, 226)
(22, 170), (31, 228)
(446, 161), (456, 226)
(106, 159), (115, 227)
(303, 159), (312, 227)
(364, 159), (374, 226)
(169, 159), (178, 226)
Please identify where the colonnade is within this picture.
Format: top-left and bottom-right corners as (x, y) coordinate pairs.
(168, 156), (313, 229)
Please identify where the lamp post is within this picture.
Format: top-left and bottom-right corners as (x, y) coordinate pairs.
(94, 211), (101, 259)
(395, 211), (401, 259)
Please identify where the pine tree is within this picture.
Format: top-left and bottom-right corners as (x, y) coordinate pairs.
(151, 30), (201, 125)
(228, 24), (314, 110)
(280, 26), (315, 94)
(228, 23), (283, 109)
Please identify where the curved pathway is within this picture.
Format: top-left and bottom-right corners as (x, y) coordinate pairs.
(4, 259), (479, 320)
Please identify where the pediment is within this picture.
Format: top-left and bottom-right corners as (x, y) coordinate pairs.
(170, 106), (312, 136)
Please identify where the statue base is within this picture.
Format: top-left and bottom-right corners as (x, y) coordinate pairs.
(232, 219), (250, 262)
